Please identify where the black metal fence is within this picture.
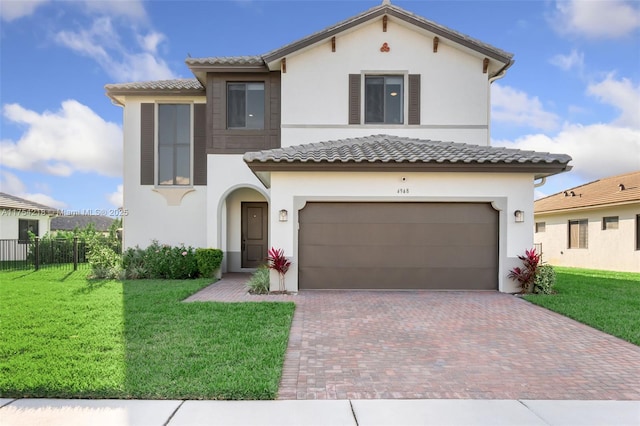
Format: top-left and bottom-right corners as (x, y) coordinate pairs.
(0, 237), (88, 271)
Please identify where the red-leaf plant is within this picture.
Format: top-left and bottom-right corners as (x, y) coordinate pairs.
(508, 248), (542, 293)
(267, 247), (292, 292)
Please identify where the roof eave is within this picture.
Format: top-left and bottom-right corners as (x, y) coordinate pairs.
(535, 199), (640, 215)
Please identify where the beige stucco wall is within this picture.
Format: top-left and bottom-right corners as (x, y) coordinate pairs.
(268, 171), (536, 293)
(534, 203), (640, 272)
(0, 211), (52, 261)
(120, 97), (208, 249)
(280, 17), (494, 147)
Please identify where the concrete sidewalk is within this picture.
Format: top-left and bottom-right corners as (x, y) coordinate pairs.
(1, 398), (638, 426)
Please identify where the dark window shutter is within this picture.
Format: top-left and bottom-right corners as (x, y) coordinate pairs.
(408, 74), (421, 125)
(193, 103), (207, 185)
(140, 103), (155, 185)
(348, 74), (361, 125)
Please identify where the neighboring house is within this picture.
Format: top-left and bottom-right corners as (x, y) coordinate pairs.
(0, 192), (58, 261)
(105, 1), (571, 292)
(534, 171), (640, 273)
(51, 215), (116, 235)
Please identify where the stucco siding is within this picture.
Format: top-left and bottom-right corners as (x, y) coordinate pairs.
(269, 171), (535, 292)
(280, 19), (490, 147)
(535, 204), (640, 272)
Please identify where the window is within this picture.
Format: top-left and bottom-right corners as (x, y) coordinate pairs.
(535, 222), (546, 233)
(568, 219), (588, 249)
(227, 83), (265, 129)
(18, 219), (38, 244)
(158, 104), (191, 186)
(365, 76), (403, 124)
(602, 216), (619, 230)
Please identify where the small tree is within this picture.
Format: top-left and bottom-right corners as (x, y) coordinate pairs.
(267, 247), (291, 293)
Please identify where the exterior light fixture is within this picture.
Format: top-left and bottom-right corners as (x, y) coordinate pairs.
(279, 209), (288, 222)
(514, 210), (524, 223)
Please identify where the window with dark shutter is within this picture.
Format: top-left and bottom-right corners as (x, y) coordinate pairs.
(140, 103), (155, 185)
(348, 74), (361, 125)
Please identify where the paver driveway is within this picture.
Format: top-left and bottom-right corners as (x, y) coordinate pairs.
(187, 274), (640, 400)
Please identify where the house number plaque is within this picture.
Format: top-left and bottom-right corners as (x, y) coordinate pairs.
(397, 188), (410, 194)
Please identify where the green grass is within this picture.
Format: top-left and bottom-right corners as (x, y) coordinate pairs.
(0, 269), (295, 399)
(523, 267), (640, 346)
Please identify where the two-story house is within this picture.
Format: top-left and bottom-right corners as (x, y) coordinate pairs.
(106, 1), (571, 292)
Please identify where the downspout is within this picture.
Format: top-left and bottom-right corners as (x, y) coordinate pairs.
(487, 61), (513, 145)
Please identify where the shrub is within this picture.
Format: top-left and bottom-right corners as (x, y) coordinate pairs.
(122, 241), (199, 279)
(87, 235), (123, 279)
(533, 264), (556, 294)
(508, 248), (542, 293)
(246, 266), (270, 294)
(195, 248), (223, 278)
(267, 247), (291, 292)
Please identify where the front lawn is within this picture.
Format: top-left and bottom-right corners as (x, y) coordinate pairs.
(523, 267), (640, 346)
(0, 269), (295, 399)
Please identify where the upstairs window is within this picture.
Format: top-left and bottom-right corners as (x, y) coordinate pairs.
(227, 83), (265, 129)
(158, 104), (191, 186)
(365, 76), (404, 124)
(568, 219), (588, 249)
(602, 216), (619, 230)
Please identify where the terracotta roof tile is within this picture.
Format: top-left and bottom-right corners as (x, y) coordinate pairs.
(535, 171), (640, 213)
(104, 78), (204, 92)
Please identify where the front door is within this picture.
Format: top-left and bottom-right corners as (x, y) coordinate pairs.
(241, 202), (268, 268)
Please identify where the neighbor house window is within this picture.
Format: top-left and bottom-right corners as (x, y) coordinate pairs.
(227, 83), (265, 129)
(568, 219), (588, 249)
(365, 76), (404, 124)
(602, 216), (619, 230)
(535, 222), (546, 233)
(636, 215), (640, 250)
(18, 219), (38, 244)
(158, 104), (191, 186)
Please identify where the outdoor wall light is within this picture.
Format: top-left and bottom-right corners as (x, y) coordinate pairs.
(514, 210), (525, 223)
(279, 209), (288, 222)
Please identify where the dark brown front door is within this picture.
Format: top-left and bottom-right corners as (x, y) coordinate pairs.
(241, 202), (268, 268)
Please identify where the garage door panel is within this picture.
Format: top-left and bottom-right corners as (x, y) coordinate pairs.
(300, 223), (495, 247)
(298, 202), (498, 290)
(300, 267), (497, 290)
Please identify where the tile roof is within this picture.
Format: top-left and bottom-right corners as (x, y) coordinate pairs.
(105, 78), (204, 92)
(535, 170), (640, 213)
(243, 135), (571, 177)
(51, 215), (116, 232)
(185, 56), (265, 67)
(0, 192), (58, 214)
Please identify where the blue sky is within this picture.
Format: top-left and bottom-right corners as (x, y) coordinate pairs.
(1, 0), (639, 213)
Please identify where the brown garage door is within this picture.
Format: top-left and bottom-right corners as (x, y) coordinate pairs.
(298, 202), (498, 290)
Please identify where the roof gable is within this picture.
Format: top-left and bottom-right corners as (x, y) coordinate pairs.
(535, 170), (640, 214)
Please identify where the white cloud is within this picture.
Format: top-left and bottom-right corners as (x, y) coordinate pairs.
(0, 0), (49, 22)
(587, 74), (640, 129)
(55, 17), (177, 82)
(0, 170), (67, 209)
(549, 49), (584, 72)
(0, 100), (122, 177)
(107, 185), (123, 209)
(82, 0), (147, 22)
(494, 123), (640, 184)
(491, 84), (560, 131)
(552, 0), (640, 39)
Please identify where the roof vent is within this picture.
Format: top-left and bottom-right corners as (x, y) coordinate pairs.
(563, 191), (569, 197)
(570, 191), (576, 197)
(619, 183), (625, 191)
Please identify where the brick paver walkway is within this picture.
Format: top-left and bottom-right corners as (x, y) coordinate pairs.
(186, 274), (640, 400)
